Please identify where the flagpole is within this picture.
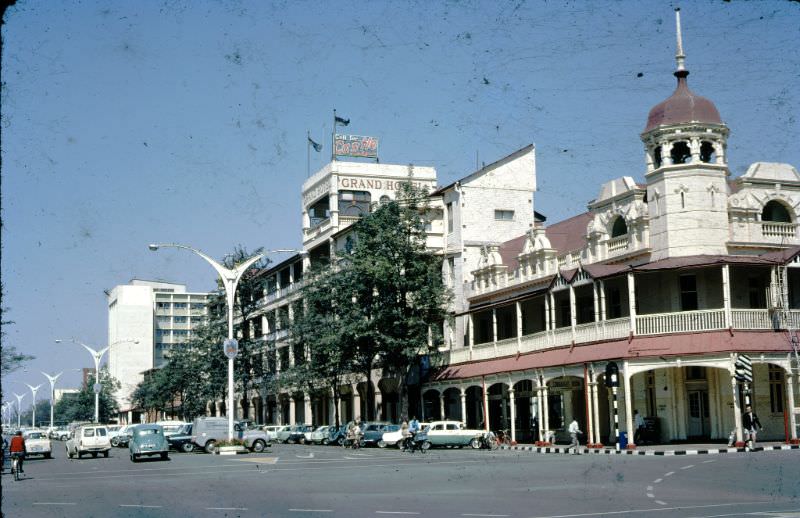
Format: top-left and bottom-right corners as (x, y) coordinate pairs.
(307, 130), (311, 178)
(332, 108), (337, 162)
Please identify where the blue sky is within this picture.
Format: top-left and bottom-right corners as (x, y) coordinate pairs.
(2, 0), (798, 410)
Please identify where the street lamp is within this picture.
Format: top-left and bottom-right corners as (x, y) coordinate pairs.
(13, 392), (25, 429)
(24, 383), (43, 428)
(149, 242), (304, 440)
(55, 338), (138, 423)
(42, 371), (64, 430)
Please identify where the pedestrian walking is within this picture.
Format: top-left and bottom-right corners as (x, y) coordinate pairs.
(568, 418), (582, 454)
(633, 409), (645, 444)
(742, 405), (763, 448)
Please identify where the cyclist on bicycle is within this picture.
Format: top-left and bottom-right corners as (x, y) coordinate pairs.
(9, 430), (26, 474)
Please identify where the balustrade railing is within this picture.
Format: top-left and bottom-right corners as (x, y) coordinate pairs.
(636, 309), (725, 335)
(731, 309), (772, 329)
(607, 235), (629, 253)
(761, 222), (798, 239)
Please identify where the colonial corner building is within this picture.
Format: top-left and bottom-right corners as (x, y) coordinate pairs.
(109, 12), (799, 447)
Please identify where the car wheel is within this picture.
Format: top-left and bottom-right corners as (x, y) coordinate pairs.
(161, 452), (169, 461)
(77, 451), (83, 459)
(298, 437), (305, 445)
(322, 438), (329, 445)
(251, 440), (265, 453)
(470, 437), (481, 449)
(337, 437), (344, 446)
(204, 440), (217, 454)
(91, 452), (98, 458)
(359, 439), (366, 448)
(103, 451), (109, 458)
(421, 440), (431, 451)
(111, 437), (119, 447)
(66, 447), (72, 459)
(377, 440), (386, 448)
(44, 452), (52, 459)
(181, 442), (194, 453)
(130, 454), (137, 463)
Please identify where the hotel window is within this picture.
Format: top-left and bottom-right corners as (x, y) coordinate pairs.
(447, 203), (454, 233)
(174, 302), (188, 309)
(339, 190), (371, 216)
(495, 210), (514, 221)
(157, 302), (171, 309)
(174, 316), (187, 323)
(680, 274), (698, 311)
(769, 365), (784, 413)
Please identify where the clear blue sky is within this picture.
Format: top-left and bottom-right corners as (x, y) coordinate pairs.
(2, 1), (798, 410)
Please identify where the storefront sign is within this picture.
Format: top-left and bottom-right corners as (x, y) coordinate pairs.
(339, 177), (428, 191)
(334, 134), (378, 158)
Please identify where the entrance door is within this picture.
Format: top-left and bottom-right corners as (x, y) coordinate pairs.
(687, 390), (710, 438)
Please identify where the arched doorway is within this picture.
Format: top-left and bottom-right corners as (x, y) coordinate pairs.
(443, 388), (462, 422)
(422, 389), (441, 421)
(464, 386), (484, 429)
(546, 376), (585, 442)
(513, 380), (537, 443)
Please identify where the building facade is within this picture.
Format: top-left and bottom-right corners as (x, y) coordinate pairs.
(107, 279), (209, 423)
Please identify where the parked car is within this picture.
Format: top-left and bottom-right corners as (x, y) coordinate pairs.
(327, 425), (348, 446)
(275, 425), (295, 444)
(156, 420), (187, 438)
(287, 425), (313, 444)
(422, 420), (483, 449)
(361, 423), (393, 447)
(112, 425), (134, 447)
(49, 426), (70, 440)
(129, 424), (170, 462)
(261, 425), (282, 442)
(106, 425), (122, 444)
(307, 425), (333, 445)
(23, 430), (53, 458)
(191, 417), (270, 454)
(66, 425), (111, 459)
(167, 424), (195, 453)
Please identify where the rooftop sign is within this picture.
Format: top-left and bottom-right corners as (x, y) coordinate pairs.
(334, 134), (378, 159)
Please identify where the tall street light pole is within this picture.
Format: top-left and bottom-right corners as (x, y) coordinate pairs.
(55, 339), (138, 423)
(42, 371), (64, 430)
(149, 243), (303, 440)
(13, 392), (25, 429)
(24, 383), (43, 428)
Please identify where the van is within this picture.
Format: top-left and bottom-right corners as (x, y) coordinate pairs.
(191, 417), (269, 453)
(65, 425), (111, 459)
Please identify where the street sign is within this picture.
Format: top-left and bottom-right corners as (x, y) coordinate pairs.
(604, 361), (620, 387)
(93, 382), (102, 394)
(224, 338), (239, 360)
(735, 353), (753, 382)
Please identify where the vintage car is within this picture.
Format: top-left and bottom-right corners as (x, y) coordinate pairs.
(129, 424), (169, 462)
(378, 423), (429, 448)
(66, 425), (111, 459)
(286, 425), (313, 444)
(167, 424), (194, 453)
(155, 420), (187, 438)
(327, 425), (348, 446)
(191, 417), (269, 453)
(23, 430), (52, 458)
(112, 425), (135, 447)
(261, 425), (282, 442)
(307, 425), (333, 445)
(422, 421), (483, 449)
(361, 423), (393, 447)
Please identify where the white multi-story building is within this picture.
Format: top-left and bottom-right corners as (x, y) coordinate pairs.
(107, 279), (209, 422)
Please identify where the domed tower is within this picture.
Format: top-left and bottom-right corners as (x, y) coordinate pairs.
(642, 8), (730, 260)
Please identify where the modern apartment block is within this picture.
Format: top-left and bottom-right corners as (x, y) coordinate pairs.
(107, 279), (209, 423)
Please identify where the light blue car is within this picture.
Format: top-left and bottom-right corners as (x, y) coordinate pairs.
(129, 424), (169, 462)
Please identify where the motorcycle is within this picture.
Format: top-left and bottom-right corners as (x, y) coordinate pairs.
(401, 430), (429, 453)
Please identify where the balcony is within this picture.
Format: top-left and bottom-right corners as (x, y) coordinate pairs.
(446, 309), (797, 365)
(607, 235), (629, 254)
(761, 222), (797, 239)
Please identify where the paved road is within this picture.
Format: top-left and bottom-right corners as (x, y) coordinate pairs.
(2, 442), (798, 518)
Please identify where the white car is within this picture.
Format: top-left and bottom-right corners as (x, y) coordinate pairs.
(423, 421), (483, 448)
(261, 425), (282, 442)
(66, 425), (111, 459)
(379, 423), (430, 448)
(308, 425), (333, 445)
(24, 430), (53, 459)
(156, 420), (187, 438)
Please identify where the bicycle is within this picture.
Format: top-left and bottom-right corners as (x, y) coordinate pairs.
(496, 429), (512, 446)
(479, 431), (498, 450)
(10, 453), (22, 481)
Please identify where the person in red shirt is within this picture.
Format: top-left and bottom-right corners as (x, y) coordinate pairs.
(9, 430), (26, 473)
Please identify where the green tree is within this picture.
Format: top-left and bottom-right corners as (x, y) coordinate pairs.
(53, 369), (121, 423)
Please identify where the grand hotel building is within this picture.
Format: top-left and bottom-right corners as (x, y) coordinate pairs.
(201, 18), (799, 447)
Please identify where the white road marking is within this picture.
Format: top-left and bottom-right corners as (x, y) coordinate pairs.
(646, 493), (654, 498)
(653, 479), (662, 484)
(207, 508), (248, 511)
(289, 509), (333, 513)
(647, 486), (653, 491)
(120, 504), (163, 508)
(702, 459), (716, 464)
(664, 471), (675, 476)
(526, 501), (768, 517)
(654, 501), (667, 506)
(296, 453), (315, 459)
(33, 502), (77, 506)
(376, 512), (420, 515)
(462, 514), (510, 517)
(681, 464), (695, 470)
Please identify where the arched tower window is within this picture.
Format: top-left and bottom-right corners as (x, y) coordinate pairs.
(653, 146), (663, 168)
(611, 217), (628, 238)
(670, 141), (691, 165)
(762, 200), (792, 223)
(339, 190), (371, 216)
(700, 141), (716, 163)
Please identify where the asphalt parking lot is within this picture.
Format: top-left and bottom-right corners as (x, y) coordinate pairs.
(2, 441), (799, 518)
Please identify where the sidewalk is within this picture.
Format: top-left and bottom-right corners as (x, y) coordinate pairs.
(500, 441), (800, 456)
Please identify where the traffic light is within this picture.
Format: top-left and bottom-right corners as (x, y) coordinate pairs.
(734, 354), (753, 383)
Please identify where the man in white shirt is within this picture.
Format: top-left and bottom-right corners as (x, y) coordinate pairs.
(568, 419), (582, 454)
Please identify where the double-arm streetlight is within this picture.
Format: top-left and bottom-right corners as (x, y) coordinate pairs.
(13, 392), (25, 429)
(149, 243), (304, 440)
(23, 383), (43, 428)
(55, 338), (138, 423)
(42, 371), (64, 430)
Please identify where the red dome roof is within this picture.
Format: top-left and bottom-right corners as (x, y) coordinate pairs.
(644, 73), (722, 133)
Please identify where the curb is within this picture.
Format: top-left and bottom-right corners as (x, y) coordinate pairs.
(499, 444), (800, 456)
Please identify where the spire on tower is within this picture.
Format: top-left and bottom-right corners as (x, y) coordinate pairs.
(674, 8), (688, 77)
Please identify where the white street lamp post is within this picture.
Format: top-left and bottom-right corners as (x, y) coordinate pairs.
(24, 383), (43, 428)
(55, 339), (138, 423)
(13, 392), (25, 429)
(42, 371), (64, 430)
(149, 243), (302, 440)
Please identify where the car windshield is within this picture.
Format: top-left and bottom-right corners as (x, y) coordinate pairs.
(27, 432), (45, 439)
(137, 428), (161, 436)
(84, 428), (95, 437)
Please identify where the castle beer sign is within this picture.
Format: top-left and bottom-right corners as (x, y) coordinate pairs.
(334, 134), (378, 159)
